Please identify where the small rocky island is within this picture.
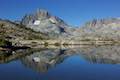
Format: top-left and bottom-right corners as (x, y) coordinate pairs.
(1, 9), (120, 49)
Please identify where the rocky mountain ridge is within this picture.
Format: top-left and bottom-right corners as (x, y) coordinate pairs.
(0, 19), (48, 44)
(21, 9), (75, 39)
(1, 9), (120, 45)
(21, 9), (120, 40)
(73, 18), (120, 40)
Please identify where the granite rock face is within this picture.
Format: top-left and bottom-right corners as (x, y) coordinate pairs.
(0, 19), (48, 41)
(21, 9), (74, 39)
(1, 9), (120, 41)
(72, 18), (120, 40)
(21, 9), (120, 40)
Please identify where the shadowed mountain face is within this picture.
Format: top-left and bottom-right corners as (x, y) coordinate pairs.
(0, 45), (120, 72)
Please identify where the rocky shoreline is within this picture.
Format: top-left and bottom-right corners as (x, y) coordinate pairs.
(10, 39), (120, 48)
(1, 40), (119, 50)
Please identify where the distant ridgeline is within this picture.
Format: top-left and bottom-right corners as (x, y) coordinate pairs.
(0, 9), (120, 47)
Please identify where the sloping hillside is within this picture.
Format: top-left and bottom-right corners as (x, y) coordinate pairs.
(0, 19), (48, 40)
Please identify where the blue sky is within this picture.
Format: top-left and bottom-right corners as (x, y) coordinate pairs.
(0, 0), (120, 26)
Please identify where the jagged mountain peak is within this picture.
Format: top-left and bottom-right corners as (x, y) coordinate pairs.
(72, 17), (120, 40)
(21, 9), (73, 38)
(35, 9), (65, 24)
(21, 9), (120, 40)
(84, 18), (120, 27)
(35, 9), (51, 19)
(21, 9), (66, 25)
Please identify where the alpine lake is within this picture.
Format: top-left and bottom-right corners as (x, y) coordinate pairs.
(0, 45), (120, 80)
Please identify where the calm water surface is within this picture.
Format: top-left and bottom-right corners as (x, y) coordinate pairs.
(0, 45), (120, 80)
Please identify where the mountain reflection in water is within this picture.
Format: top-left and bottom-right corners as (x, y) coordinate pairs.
(0, 45), (120, 73)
